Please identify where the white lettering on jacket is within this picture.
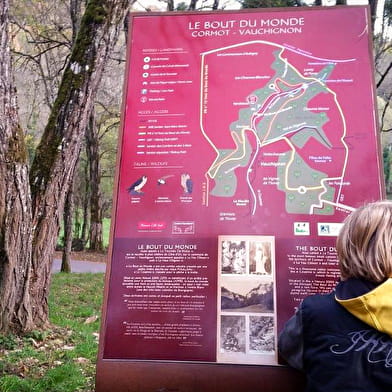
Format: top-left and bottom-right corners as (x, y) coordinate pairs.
(330, 330), (392, 367)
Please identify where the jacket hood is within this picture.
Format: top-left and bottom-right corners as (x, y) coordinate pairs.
(335, 278), (392, 337)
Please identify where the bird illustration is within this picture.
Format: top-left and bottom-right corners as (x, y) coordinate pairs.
(181, 173), (193, 194)
(127, 176), (147, 195)
(157, 174), (174, 186)
(186, 177), (193, 194)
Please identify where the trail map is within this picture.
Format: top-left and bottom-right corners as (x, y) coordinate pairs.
(202, 41), (351, 216)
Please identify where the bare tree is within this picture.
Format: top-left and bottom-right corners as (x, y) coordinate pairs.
(61, 187), (74, 272)
(86, 111), (104, 251)
(70, 0), (84, 44)
(188, 0), (198, 10)
(0, 0), (129, 333)
(0, 0), (34, 332)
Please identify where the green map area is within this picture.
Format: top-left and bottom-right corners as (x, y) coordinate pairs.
(202, 45), (348, 215)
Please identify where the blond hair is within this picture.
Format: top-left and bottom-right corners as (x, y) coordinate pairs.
(336, 200), (392, 283)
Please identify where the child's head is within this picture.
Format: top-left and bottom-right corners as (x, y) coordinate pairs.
(336, 200), (392, 283)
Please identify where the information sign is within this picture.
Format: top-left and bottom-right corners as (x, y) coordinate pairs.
(96, 6), (384, 391)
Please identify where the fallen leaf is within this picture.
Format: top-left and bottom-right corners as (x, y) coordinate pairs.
(74, 357), (89, 364)
(62, 345), (75, 351)
(92, 332), (99, 340)
(84, 315), (98, 324)
(29, 338), (40, 348)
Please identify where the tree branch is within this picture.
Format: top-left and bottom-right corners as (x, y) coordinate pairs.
(377, 60), (392, 88)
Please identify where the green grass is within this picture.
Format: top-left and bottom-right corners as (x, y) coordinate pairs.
(0, 273), (104, 392)
(58, 217), (111, 250)
(102, 218), (111, 248)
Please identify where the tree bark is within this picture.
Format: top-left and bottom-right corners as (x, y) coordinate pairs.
(0, 0), (34, 333)
(377, 60), (392, 89)
(0, 0), (129, 333)
(167, 0), (174, 11)
(27, 0), (129, 328)
(70, 0), (83, 44)
(81, 160), (90, 246)
(368, 0), (378, 29)
(86, 111), (104, 251)
(188, 0), (198, 10)
(61, 0), (83, 271)
(61, 184), (74, 273)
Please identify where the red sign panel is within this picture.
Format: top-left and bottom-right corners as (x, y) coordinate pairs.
(97, 5), (384, 390)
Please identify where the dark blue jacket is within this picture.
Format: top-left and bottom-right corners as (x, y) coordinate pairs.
(278, 279), (392, 392)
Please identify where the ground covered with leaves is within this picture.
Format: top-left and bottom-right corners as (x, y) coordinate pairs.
(0, 273), (104, 392)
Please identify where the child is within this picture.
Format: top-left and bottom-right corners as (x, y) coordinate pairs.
(278, 200), (392, 391)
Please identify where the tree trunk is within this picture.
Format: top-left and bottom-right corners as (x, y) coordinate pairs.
(70, 0), (83, 44)
(167, 0), (174, 11)
(0, 0), (34, 333)
(27, 0), (129, 328)
(368, 0), (378, 29)
(61, 185), (74, 273)
(188, 0), (198, 10)
(86, 111), (104, 251)
(81, 160), (90, 246)
(0, 0), (129, 333)
(61, 0), (84, 273)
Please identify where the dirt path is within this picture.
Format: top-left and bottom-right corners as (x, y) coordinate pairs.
(52, 251), (107, 273)
(53, 250), (107, 263)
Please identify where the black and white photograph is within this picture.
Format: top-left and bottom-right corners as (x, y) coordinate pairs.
(249, 241), (272, 275)
(217, 235), (277, 365)
(221, 240), (247, 274)
(220, 315), (246, 354)
(249, 316), (275, 353)
(221, 279), (274, 313)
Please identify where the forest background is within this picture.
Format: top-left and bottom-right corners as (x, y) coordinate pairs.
(1, 0), (392, 335)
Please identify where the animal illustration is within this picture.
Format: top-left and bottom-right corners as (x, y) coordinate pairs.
(127, 175), (147, 195)
(181, 173), (193, 194)
(157, 174), (174, 186)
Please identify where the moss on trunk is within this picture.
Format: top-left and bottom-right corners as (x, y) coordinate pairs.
(7, 124), (27, 164)
(29, 0), (109, 198)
